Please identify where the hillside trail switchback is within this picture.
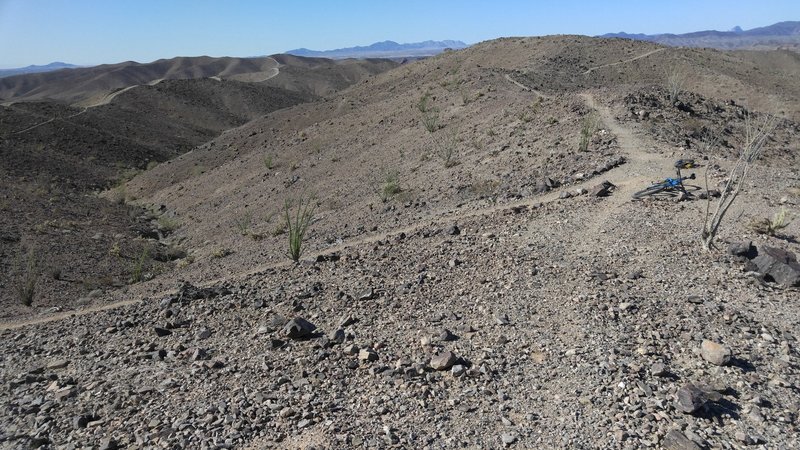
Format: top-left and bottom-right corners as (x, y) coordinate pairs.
(0, 91), (678, 331)
(582, 48), (666, 75)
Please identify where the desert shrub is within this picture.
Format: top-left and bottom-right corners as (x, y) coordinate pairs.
(211, 248), (232, 259)
(421, 109), (440, 133)
(380, 170), (402, 202)
(157, 216), (180, 232)
(284, 194), (316, 262)
(702, 112), (779, 251)
(417, 93), (431, 113)
(264, 155), (274, 170)
(578, 113), (599, 152)
(749, 207), (794, 236)
(666, 68), (686, 104)
(434, 133), (460, 168)
(235, 211), (253, 236)
(130, 247), (150, 283)
(15, 248), (39, 306)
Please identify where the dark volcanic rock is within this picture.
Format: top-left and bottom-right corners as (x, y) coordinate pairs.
(676, 383), (707, 414)
(751, 246), (800, 287)
(283, 317), (316, 339)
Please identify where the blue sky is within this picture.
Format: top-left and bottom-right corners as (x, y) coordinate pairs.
(0, 0), (797, 68)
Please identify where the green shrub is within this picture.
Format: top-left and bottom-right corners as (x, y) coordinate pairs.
(15, 248), (39, 306)
(157, 216), (180, 232)
(380, 170), (402, 202)
(130, 247), (150, 283)
(284, 195), (316, 262)
(749, 207), (794, 236)
(578, 113), (599, 152)
(235, 211), (253, 236)
(435, 133), (460, 168)
(417, 93), (431, 113)
(422, 109), (440, 133)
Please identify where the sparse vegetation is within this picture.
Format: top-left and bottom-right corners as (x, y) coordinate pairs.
(749, 207), (794, 236)
(578, 113), (599, 152)
(380, 170), (402, 202)
(701, 112), (780, 251)
(417, 93), (431, 113)
(130, 247), (150, 283)
(666, 68), (686, 104)
(434, 132), (460, 168)
(157, 216), (180, 233)
(109, 241), (122, 257)
(15, 248), (39, 306)
(284, 194), (316, 262)
(211, 247), (233, 259)
(235, 211), (253, 236)
(264, 155), (274, 170)
(421, 109), (440, 133)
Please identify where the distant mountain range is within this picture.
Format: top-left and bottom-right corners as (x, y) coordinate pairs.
(0, 62), (81, 78)
(600, 21), (800, 50)
(286, 40), (469, 59)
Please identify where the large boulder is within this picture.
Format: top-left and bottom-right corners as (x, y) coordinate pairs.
(752, 246), (800, 287)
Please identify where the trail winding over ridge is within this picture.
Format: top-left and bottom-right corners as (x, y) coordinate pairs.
(583, 48), (666, 75)
(0, 91), (675, 331)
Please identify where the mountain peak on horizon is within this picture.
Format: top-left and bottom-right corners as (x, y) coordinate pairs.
(285, 39), (468, 59)
(599, 21), (800, 50)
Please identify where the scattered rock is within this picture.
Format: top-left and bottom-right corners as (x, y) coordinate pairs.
(358, 347), (378, 362)
(590, 180), (616, 197)
(447, 224), (461, 235)
(283, 317), (316, 339)
(196, 328), (212, 340)
(328, 328), (345, 345)
(501, 433), (517, 445)
(153, 327), (172, 337)
(701, 340), (732, 366)
(46, 360), (70, 370)
(358, 288), (377, 300)
(751, 246), (800, 287)
(676, 383), (707, 414)
(728, 241), (757, 259)
(430, 351), (457, 370)
(650, 362), (668, 377)
(662, 430), (702, 450)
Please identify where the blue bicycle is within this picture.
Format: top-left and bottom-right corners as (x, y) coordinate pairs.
(632, 159), (698, 200)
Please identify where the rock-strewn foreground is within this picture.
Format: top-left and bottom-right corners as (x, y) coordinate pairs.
(3, 178), (799, 448)
(2, 36), (799, 449)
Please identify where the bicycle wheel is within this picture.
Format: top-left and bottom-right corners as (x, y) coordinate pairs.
(632, 183), (669, 199)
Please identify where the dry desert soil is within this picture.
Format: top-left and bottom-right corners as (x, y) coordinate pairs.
(1, 36), (800, 449)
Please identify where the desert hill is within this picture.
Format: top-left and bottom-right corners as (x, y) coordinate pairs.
(0, 56), (281, 105)
(0, 55), (397, 321)
(1, 36), (799, 448)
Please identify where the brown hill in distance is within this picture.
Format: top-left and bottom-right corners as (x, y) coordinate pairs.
(0, 55), (398, 319)
(0, 56), (280, 105)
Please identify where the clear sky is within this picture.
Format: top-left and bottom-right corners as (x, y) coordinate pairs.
(0, 0), (797, 68)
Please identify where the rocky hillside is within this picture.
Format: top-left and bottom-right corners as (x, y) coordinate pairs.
(0, 56), (397, 319)
(1, 36), (799, 449)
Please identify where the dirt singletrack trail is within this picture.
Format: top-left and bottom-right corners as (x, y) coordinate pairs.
(504, 73), (551, 99)
(583, 48), (666, 75)
(0, 92), (671, 331)
(8, 107), (87, 136)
